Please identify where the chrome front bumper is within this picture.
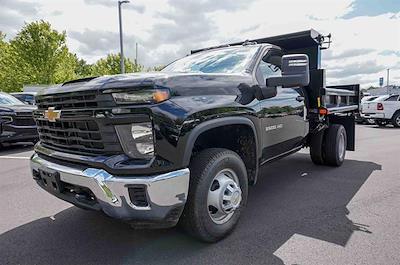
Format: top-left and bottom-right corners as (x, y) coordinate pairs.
(31, 153), (190, 226)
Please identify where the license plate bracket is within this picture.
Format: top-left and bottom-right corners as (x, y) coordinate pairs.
(39, 168), (64, 193)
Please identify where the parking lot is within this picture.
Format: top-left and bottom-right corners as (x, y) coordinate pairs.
(0, 124), (399, 265)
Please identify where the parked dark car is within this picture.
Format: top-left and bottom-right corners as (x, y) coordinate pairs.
(11, 92), (37, 105)
(0, 92), (38, 146)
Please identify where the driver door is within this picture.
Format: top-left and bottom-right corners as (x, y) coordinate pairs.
(255, 49), (308, 162)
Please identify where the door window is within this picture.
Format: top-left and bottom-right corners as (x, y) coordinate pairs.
(255, 51), (282, 85)
(385, 95), (399, 101)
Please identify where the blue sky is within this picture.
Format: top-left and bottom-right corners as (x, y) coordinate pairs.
(344, 0), (400, 18)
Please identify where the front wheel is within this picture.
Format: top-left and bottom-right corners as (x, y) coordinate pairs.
(180, 148), (248, 242)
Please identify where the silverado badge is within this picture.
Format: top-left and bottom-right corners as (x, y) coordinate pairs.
(44, 107), (61, 122)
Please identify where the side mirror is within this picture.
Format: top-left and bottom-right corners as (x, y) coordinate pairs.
(266, 54), (310, 88)
(236, 83), (277, 104)
(257, 86), (277, 100)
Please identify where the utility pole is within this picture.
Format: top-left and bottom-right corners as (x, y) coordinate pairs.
(118, 1), (130, 74)
(387, 69), (390, 94)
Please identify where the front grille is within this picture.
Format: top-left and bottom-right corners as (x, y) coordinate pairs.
(36, 118), (122, 156)
(35, 91), (115, 110)
(13, 113), (36, 126)
(34, 89), (123, 156)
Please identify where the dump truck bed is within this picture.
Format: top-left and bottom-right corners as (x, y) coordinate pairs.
(323, 85), (360, 113)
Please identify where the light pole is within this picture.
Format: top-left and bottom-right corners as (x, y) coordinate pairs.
(387, 69), (390, 94)
(118, 0), (129, 74)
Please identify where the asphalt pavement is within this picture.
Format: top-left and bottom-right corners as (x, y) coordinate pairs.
(0, 124), (399, 265)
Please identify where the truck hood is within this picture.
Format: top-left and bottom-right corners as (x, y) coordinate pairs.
(40, 72), (251, 96)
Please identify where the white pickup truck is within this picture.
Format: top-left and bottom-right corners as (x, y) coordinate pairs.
(361, 94), (400, 127)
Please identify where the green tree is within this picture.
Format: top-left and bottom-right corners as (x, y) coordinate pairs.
(149, 65), (165, 71)
(0, 32), (21, 92)
(54, 51), (80, 83)
(91, 53), (143, 76)
(11, 21), (72, 84)
(0, 32), (9, 90)
(0, 22), (148, 92)
(75, 58), (92, 77)
(0, 21), (80, 92)
(0, 32), (7, 58)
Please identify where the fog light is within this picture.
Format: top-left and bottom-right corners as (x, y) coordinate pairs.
(136, 142), (154, 155)
(115, 122), (154, 159)
(131, 124), (152, 140)
(131, 123), (154, 155)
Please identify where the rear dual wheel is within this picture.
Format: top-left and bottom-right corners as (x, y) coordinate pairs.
(310, 124), (347, 167)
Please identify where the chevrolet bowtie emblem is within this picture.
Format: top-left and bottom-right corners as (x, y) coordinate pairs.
(44, 107), (61, 122)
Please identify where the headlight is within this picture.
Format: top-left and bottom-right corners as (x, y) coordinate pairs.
(0, 116), (13, 124)
(111, 89), (170, 104)
(115, 122), (154, 159)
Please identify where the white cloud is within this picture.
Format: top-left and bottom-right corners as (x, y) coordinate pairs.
(0, 0), (399, 88)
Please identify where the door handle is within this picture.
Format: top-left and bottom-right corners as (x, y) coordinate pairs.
(296, 96), (305, 102)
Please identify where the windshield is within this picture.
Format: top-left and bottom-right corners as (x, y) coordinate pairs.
(162, 46), (259, 74)
(0, 93), (25, 105)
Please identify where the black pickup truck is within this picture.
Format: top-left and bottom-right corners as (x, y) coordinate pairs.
(0, 92), (38, 146)
(31, 30), (359, 242)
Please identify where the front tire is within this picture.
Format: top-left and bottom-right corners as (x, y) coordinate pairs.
(180, 148), (248, 242)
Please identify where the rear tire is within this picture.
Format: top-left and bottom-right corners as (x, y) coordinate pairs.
(180, 148), (248, 242)
(323, 124), (347, 167)
(391, 112), (400, 128)
(310, 130), (325, 165)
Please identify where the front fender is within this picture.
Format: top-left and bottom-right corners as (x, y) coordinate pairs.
(178, 116), (259, 167)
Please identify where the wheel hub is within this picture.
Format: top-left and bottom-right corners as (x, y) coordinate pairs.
(207, 169), (242, 224)
(220, 180), (242, 214)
